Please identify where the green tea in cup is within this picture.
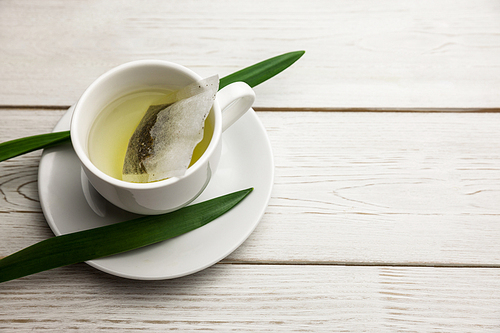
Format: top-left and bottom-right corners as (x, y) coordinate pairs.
(88, 79), (216, 182)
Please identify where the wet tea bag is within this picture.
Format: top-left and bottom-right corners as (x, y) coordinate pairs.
(122, 75), (219, 183)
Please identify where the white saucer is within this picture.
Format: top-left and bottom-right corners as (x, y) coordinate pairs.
(38, 106), (273, 280)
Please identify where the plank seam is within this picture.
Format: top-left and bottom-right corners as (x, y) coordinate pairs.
(2, 106), (500, 112)
(219, 261), (500, 268)
(254, 107), (500, 113)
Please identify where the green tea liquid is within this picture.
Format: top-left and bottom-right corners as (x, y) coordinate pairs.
(88, 89), (213, 181)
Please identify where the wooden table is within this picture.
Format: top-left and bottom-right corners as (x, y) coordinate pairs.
(2, 0), (500, 331)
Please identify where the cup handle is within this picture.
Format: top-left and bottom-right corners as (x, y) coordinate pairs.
(217, 82), (256, 132)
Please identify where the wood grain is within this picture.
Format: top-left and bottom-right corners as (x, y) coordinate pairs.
(2, 0), (500, 109)
(230, 111), (500, 265)
(2, 109), (500, 266)
(2, 1), (500, 330)
(1, 264), (499, 332)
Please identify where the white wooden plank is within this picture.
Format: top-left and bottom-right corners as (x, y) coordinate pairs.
(1, 109), (500, 266)
(1, 0), (500, 108)
(230, 111), (500, 265)
(1, 265), (499, 332)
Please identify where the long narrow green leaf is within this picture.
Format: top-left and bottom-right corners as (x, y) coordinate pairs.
(219, 50), (305, 89)
(0, 131), (70, 162)
(0, 188), (253, 283)
(0, 51), (304, 163)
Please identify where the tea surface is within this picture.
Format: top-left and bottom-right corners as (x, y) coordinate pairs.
(88, 89), (213, 181)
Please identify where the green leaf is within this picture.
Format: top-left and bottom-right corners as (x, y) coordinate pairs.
(0, 131), (70, 162)
(0, 51), (304, 162)
(0, 188), (253, 283)
(219, 50), (305, 89)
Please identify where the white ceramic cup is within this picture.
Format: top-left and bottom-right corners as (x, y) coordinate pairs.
(70, 60), (255, 215)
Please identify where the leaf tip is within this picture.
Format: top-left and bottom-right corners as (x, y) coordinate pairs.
(289, 50), (305, 59)
(240, 187), (254, 198)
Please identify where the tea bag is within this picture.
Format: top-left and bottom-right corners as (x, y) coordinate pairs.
(122, 75), (219, 183)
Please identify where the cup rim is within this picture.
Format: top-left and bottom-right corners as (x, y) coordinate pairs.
(70, 59), (222, 190)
